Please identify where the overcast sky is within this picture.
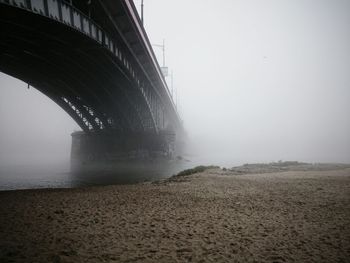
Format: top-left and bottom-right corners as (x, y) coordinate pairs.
(0, 0), (349, 166)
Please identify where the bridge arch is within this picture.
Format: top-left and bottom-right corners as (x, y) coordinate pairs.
(0, 0), (164, 134)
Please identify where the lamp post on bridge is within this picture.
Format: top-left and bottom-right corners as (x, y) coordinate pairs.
(135, 2), (177, 111)
(153, 39), (168, 77)
(152, 40), (178, 108)
(153, 39), (166, 67)
(141, 0), (144, 25)
(170, 70), (173, 98)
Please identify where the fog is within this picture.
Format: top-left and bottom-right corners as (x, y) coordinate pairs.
(1, 0), (350, 169)
(0, 75), (79, 166)
(141, 0), (350, 165)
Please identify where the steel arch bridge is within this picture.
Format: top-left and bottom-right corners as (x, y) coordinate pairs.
(0, 0), (184, 163)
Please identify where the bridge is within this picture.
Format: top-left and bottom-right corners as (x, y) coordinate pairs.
(0, 0), (185, 169)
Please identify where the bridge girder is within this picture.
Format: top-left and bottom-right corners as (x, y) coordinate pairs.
(0, 0), (180, 135)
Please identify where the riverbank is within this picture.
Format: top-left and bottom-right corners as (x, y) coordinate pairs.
(1, 164), (349, 262)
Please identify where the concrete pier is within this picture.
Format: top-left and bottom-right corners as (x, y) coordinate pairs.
(69, 131), (188, 184)
(70, 131), (178, 171)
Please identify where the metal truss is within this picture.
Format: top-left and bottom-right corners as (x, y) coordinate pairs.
(0, 0), (178, 134)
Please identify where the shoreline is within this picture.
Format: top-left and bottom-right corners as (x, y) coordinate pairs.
(0, 165), (349, 262)
(2, 161), (350, 193)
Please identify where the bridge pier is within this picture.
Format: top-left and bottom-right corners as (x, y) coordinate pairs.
(70, 131), (176, 171)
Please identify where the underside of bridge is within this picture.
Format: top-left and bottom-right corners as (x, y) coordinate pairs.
(0, 0), (185, 169)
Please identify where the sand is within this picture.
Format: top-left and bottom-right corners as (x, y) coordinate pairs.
(0, 167), (350, 262)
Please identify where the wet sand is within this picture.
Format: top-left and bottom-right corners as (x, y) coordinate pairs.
(0, 167), (349, 262)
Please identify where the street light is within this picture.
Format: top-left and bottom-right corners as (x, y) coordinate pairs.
(141, 0), (144, 25)
(138, 2), (178, 110)
(153, 39), (165, 67)
(170, 70), (173, 97)
(153, 39), (168, 77)
(152, 41), (177, 107)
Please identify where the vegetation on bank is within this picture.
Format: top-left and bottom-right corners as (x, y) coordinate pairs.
(174, 165), (220, 177)
(171, 161), (350, 179)
(229, 161), (350, 175)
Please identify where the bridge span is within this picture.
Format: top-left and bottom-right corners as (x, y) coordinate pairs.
(0, 0), (185, 170)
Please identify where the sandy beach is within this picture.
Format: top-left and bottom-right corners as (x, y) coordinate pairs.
(0, 165), (349, 262)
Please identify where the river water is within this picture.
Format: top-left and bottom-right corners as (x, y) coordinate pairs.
(0, 159), (191, 191)
(0, 163), (74, 191)
(0, 154), (243, 191)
